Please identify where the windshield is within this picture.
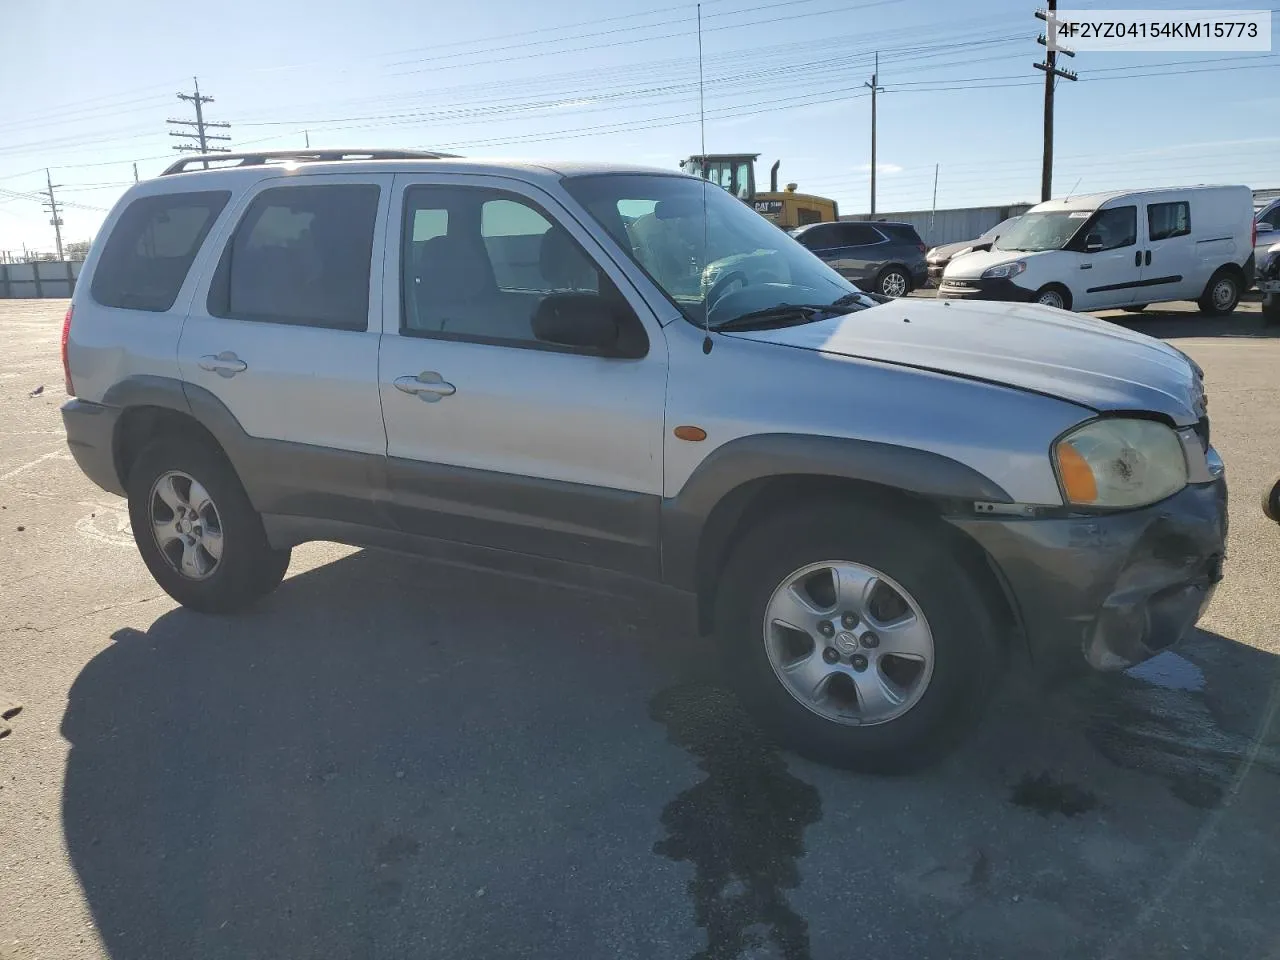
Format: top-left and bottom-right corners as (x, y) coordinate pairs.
(995, 210), (1091, 252)
(981, 216), (1019, 241)
(561, 173), (869, 328)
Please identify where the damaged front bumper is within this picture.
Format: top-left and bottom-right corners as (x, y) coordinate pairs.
(950, 466), (1228, 673)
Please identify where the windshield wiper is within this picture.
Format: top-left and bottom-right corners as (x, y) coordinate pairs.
(712, 302), (860, 332)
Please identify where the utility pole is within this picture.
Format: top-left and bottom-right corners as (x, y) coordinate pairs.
(133, 162), (140, 183)
(864, 52), (885, 216)
(167, 77), (231, 168)
(1035, 2), (1078, 201)
(42, 169), (64, 262)
(305, 129), (311, 149)
(930, 163), (939, 238)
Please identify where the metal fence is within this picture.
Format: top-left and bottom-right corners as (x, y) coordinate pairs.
(0, 260), (81, 299)
(842, 204), (1035, 246)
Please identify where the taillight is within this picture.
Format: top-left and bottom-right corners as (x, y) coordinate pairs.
(917, 242), (926, 253)
(61, 305), (74, 396)
(1253, 220), (1258, 248)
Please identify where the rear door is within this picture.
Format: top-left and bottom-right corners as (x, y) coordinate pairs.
(1143, 198), (1195, 302)
(178, 173), (392, 524)
(377, 173), (668, 577)
(800, 223), (887, 282)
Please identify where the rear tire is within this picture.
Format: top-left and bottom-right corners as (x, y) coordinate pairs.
(1198, 269), (1241, 316)
(127, 437), (291, 613)
(1263, 293), (1280, 326)
(714, 501), (1002, 772)
(1032, 284), (1071, 310)
(877, 267), (911, 298)
(1263, 477), (1280, 524)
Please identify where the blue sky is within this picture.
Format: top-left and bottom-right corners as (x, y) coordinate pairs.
(0, 0), (1276, 253)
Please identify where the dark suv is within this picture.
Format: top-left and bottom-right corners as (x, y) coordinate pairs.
(792, 220), (928, 297)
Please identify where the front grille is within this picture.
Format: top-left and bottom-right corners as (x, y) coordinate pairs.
(1193, 415), (1210, 451)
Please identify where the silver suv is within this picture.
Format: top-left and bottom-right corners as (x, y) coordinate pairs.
(61, 150), (1227, 771)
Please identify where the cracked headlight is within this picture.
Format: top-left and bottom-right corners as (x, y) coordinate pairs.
(1054, 418), (1187, 508)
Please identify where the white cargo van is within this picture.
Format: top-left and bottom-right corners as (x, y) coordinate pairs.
(938, 186), (1254, 314)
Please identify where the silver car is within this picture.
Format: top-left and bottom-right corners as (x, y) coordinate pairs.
(60, 150), (1226, 771)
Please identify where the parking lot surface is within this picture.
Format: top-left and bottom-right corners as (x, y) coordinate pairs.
(1, 297), (1278, 960)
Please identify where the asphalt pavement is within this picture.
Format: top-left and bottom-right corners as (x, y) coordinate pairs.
(1, 297), (1278, 960)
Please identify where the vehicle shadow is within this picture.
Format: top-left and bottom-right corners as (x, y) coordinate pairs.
(62, 548), (1280, 960)
(1098, 301), (1279, 340)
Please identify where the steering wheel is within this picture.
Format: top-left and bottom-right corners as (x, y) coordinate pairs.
(704, 270), (749, 313)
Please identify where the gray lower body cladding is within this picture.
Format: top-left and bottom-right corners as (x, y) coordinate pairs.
(950, 478), (1227, 673)
(62, 399), (125, 496)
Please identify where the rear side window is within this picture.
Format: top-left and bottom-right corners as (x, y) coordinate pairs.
(91, 191), (229, 312)
(208, 184), (380, 331)
(878, 223), (923, 245)
(837, 223), (885, 246)
(1148, 201), (1190, 241)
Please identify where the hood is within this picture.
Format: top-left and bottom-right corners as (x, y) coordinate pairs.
(723, 298), (1203, 424)
(927, 238), (988, 262)
(942, 247), (1052, 279)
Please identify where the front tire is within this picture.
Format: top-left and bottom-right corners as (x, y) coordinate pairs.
(1198, 270), (1241, 316)
(1032, 284), (1071, 310)
(127, 437), (291, 613)
(715, 501), (1002, 772)
(1262, 293), (1280, 327)
(1122, 304), (1148, 313)
(1263, 476), (1280, 524)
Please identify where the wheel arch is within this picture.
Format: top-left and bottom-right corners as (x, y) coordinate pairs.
(659, 434), (1017, 641)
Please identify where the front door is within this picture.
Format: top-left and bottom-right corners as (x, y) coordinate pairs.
(377, 174), (668, 577)
(178, 173), (393, 523)
(1071, 205), (1141, 310)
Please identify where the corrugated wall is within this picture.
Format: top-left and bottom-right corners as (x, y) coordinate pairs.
(842, 204), (1035, 246)
(0, 261), (81, 299)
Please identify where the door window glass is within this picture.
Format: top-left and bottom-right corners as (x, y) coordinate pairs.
(1147, 202), (1190, 241)
(91, 191), (230, 312)
(839, 223), (886, 246)
(208, 184), (380, 330)
(1084, 206), (1136, 251)
(402, 185), (610, 347)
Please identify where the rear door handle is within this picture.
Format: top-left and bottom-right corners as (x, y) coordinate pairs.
(395, 372), (456, 403)
(1134, 251), (1142, 267)
(1145, 250), (1152, 266)
(197, 351), (247, 378)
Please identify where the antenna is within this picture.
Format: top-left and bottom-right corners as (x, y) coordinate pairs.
(1066, 175), (1082, 199)
(697, 2), (712, 354)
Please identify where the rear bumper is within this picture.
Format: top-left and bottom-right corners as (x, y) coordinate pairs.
(949, 471), (1228, 673)
(61, 399), (124, 496)
(936, 277), (1036, 302)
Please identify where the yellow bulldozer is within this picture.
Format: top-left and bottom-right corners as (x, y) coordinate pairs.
(679, 153), (838, 229)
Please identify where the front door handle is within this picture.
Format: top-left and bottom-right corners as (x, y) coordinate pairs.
(394, 372), (456, 403)
(1134, 250), (1142, 267)
(198, 351), (248, 378)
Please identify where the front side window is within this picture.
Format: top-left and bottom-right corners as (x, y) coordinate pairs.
(1082, 206), (1137, 251)
(562, 173), (868, 329)
(1148, 202), (1190, 241)
(208, 184), (380, 331)
(92, 191), (229, 312)
(401, 185), (610, 346)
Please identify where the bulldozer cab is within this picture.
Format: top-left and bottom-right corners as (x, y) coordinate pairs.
(680, 154), (758, 201)
(680, 153), (837, 229)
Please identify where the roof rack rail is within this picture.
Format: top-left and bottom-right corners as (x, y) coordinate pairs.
(160, 149), (459, 176)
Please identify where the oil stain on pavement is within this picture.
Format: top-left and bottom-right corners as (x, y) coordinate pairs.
(650, 684), (822, 960)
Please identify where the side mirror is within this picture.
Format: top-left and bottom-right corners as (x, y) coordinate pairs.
(532, 293), (646, 358)
(1084, 234), (1103, 252)
(1259, 221), (1275, 235)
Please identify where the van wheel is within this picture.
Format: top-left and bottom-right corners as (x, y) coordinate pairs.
(1198, 270), (1241, 316)
(714, 501), (1001, 772)
(877, 267), (911, 298)
(1122, 304), (1148, 313)
(127, 437), (291, 613)
(1032, 284), (1071, 310)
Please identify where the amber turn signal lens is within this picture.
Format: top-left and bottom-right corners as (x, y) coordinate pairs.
(673, 425), (707, 442)
(1055, 440), (1098, 503)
